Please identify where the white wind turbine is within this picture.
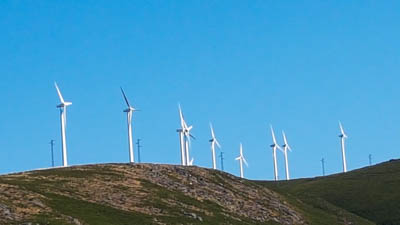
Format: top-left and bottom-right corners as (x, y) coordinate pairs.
(178, 105), (195, 166)
(55, 82), (72, 167)
(235, 143), (248, 178)
(121, 87), (138, 163)
(270, 125), (282, 181)
(209, 123), (221, 169)
(177, 106), (186, 166)
(281, 131), (292, 180)
(338, 121), (348, 173)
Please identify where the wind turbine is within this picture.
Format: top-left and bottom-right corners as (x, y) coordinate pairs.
(55, 82), (72, 167)
(209, 123), (221, 169)
(121, 87), (137, 163)
(183, 119), (195, 166)
(282, 131), (292, 180)
(235, 143), (248, 178)
(178, 104), (195, 166)
(270, 125), (282, 181)
(177, 105), (186, 166)
(338, 121), (348, 173)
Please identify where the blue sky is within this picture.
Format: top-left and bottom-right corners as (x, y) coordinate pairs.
(1, 1), (399, 180)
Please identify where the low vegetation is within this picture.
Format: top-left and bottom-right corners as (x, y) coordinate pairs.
(1, 160), (399, 224)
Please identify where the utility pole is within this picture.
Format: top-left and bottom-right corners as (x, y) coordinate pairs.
(50, 140), (55, 167)
(219, 152), (224, 171)
(136, 139), (142, 163)
(369, 154), (372, 166)
(321, 158), (325, 176)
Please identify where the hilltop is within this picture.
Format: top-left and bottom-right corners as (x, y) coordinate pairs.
(1, 160), (398, 225)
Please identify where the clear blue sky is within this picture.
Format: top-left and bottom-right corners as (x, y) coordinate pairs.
(1, 1), (399, 180)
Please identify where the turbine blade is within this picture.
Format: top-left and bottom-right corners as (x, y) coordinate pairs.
(282, 131), (288, 145)
(270, 125), (278, 146)
(178, 104), (185, 128)
(215, 139), (221, 149)
(120, 87), (131, 107)
(339, 121), (345, 135)
(270, 125), (277, 144)
(282, 131), (292, 151)
(54, 82), (65, 103)
(243, 157), (249, 167)
(235, 156), (241, 161)
(210, 123), (215, 139)
(189, 133), (196, 140)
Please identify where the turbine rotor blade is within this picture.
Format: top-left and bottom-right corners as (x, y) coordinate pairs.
(215, 139), (221, 148)
(270, 125), (278, 144)
(282, 131), (292, 151)
(339, 121), (346, 136)
(55, 82), (65, 103)
(178, 104), (186, 129)
(243, 157), (249, 167)
(282, 131), (288, 145)
(120, 87), (131, 107)
(210, 123), (215, 139)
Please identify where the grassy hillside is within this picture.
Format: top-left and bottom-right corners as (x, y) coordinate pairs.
(0, 163), (302, 225)
(0, 162), (391, 225)
(262, 159), (400, 225)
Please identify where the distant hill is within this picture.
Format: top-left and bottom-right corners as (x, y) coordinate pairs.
(261, 159), (400, 225)
(1, 160), (397, 224)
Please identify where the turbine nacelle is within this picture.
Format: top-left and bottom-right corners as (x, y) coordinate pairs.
(57, 102), (72, 108)
(123, 107), (136, 113)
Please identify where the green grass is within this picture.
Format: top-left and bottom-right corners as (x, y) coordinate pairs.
(259, 159), (400, 225)
(4, 161), (400, 224)
(139, 179), (278, 225)
(43, 193), (154, 225)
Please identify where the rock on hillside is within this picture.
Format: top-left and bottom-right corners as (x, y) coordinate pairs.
(0, 163), (306, 225)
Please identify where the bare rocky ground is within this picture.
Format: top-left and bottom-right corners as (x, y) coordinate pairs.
(0, 163), (307, 225)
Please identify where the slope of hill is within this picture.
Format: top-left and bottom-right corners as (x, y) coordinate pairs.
(0, 162), (382, 225)
(262, 159), (400, 225)
(0, 163), (305, 225)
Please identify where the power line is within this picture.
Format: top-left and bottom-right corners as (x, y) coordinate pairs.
(369, 154), (372, 166)
(219, 152), (224, 171)
(136, 139), (142, 163)
(49, 140), (55, 167)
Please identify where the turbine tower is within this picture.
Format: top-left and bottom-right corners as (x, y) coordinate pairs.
(270, 125), (282, 181)
(282, 131), (292, 180)
(209, 123), (221, 169)
(177, 105), (186, 165)
(338, 121), (348, 173)
(121, 87), (137, 163)
(235, 143), (248, 178)
(55, 82), (72, 167)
